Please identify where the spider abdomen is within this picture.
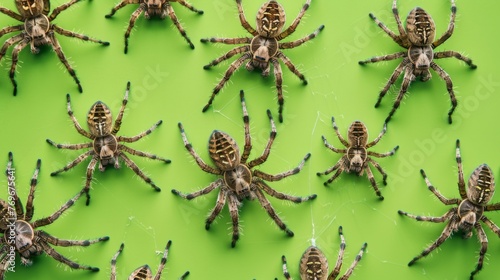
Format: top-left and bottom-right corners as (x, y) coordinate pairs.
(299, 246), (328, 280)
(467, 164), (495, 205)
(87, 102), (113, 137)
(209, 131), (241, 171)
(224, 165), (252, 200)
(256, 1), (285, 37)
(129, 264), (153, 280)
(406, 7), (436, 46)
(347, 121), (369, 147)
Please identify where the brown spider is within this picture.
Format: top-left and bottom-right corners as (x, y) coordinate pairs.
(358, 0), (476, 123)
(279, 226), (367, 280)
(0, 152), (109, 277)
(398, 140), (500, 279)
(104, 0), (203, 53)
(0, 0), (109, 95)
(172, 90), (316, 247)
(46, 82), (170, 205)
(110, 241), (189, 280)
(201, 0), (324, 122)
(317, 117), (398, 200)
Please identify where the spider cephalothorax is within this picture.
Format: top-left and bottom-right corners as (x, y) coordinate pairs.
(201, 0), (324, 122)
(358, 0), (476, 123)
(280, 226), (367, 280)
(46, 82), (170, 205)
(172, 90), (316, 247)
(317, 117), (398, 200)
(0, 152), (109, 277)
(105, 0), (203, 53)
(399, 140), (500, 279)
(0, 0), (109, 95)
(110, 241), (189, 280)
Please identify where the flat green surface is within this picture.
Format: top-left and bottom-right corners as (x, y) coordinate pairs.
(0, 0), (499, 279)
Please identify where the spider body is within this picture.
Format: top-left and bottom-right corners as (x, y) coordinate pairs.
(281, 226), (366, 280)
(46, 82), (170, 205)
(201, 0), (324, 122)
(399, 140), (500, 279)
(359, 0), (476, 123)
(0, 0), (109, 95)
(317, 117), (398, 200)
(105, 0), (203, 52)
(172, 90), (316, 247)
(0, 152), (109, 276)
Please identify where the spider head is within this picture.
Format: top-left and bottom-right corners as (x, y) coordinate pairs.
(408, 46), (433, 71)
(208, 130), (241, 171)
(145, 0), (164, 9)
(255, 1), (286, 38)
(11, 220), (35, 253)
(224, 165), (252, 200)
(347, 121), (369, 148)
(248, 36), (279, 72)
(405, 7), (436, 47)
(458, 200), (483, 234)
(130, 264), (153, 280)
(87, 101), (113, 137)
(144, 0), (166, 18)
(467, 164), (495, 206)
(16, 0), (45, 17)
(93, 135), (118, 171)
(347, 148), (366, 173)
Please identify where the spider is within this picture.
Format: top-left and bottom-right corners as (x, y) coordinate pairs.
(46, 82), (171, 205)
(279, 226), (367, 280)
(110, 241), (189, 280)
(201, 0), (324, 123)
(316, 117), (398, 200)
(172, 90), (316, 247)
(0, 152), (109, 277)
(0, 0), (109, 95)
(398, 139), (500, 279)
(104, 0), (203, 53)
(358, 0), (476, 124)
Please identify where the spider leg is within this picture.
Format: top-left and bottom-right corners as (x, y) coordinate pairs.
(178, 122), (221, 175)
(318, 160), (345, 186)
(398, 208), (454, 223)
(281, 255), (292, 280)
(276, 0), (312, 41)
(205, 186), (227, 230)
(0, 7), (22, 21)
(24, 159), (42, 222)
(331, 116), (349, 147)
(227, 193), (242, 247)
(117, 120), (165, 143)
(433, 50), (476, 69)
(358, 52), (406, 66)
(32, 190), (84, 228)
(38, 230), (109, 247)
(430, 62), (456, 124)
(328, 226), (346, 280)
(240, 90), (252, 164)
(367, 10), (406, 48)
(271, 58), (286, 123)
(201, 37), (252, 44)
(276, 52), (307, 84)
(8, 38), (28, 96)
(432, 0), (456, 48)
(153, 241), (171, 280)
(455, 139), (467, 200)
(166, 3), (195, 49)
(279, 24), (324, 49)
(47, 33), (83, 93)
(254, 187), (294, 237)
(45, 140), (92, 150)
(202, 46), (250, 69)
(366, 158), (389, 185)
(0, 25), (22, 39)
(365, 165), (384, 200)
(338, 244), (367, 280)
(111, 81), (130, 135)
(202, 53), (252, 113)
(0, 32), (22, 71)
(123, 5), (145, 54)
(52, 25), (109, 45)
(361, 57), (406, 108)
(385, 64), (415, 123)
(177, 0), (204, 14)
(247, 110), (277, 168)
(253, 153), (310, 182)
(366, 122), (387, 148)
(49, 0), (81, 21)
(480, 216), (500, 236)
(235, 0), (258, 36)
(172, 178), (223, 200)
(255, 180), (316, 203)
(366, 146), (399, 158)
(321, 135), (348, 154)
(119, 145), (170, 163)
(419, 169), (461, 205)
(118, 152), (162, 192)
(6, 152), (23, 220)
(39, 240), (102, 271)
(110, 243), (124, 280)
(48, 150), (93, 176)
(104, 0), (137, 18)
(469, 223), (488, 279)
(83, 156), (99, 205)
(64, 94), (94, 139)
(391, 0), (408, 45)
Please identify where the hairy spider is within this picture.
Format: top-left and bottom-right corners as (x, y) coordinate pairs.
(46, 82), (170, 205)
(0, 0), (109, 95)
(280, 226), (366, 280)
(201, 0), (324, 122)
(0, 152), (109, 277)
(110, 241), (189, 280)
(317, 117), (398, 200)
(105, 0), (203, 53)
(358, 0), (476, 123)
(398, 140), (500, 279)
(172, 90), (316, 247)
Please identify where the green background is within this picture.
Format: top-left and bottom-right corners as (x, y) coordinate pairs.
(0, 0), (499, 279)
